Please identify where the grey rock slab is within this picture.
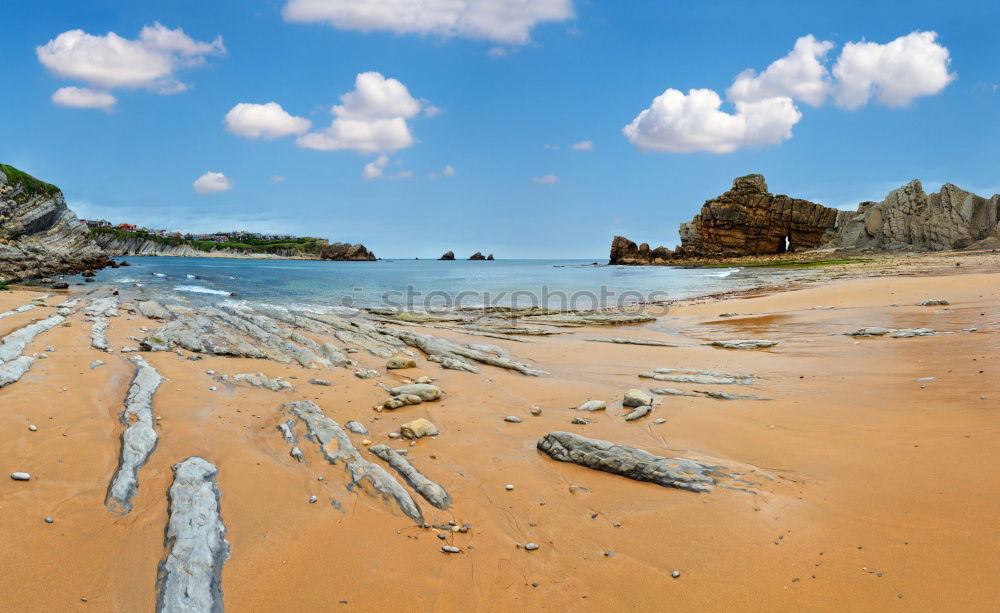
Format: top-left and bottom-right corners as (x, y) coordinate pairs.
(309, 378), (332, 386)
(137, 300), (170, 320)
(890, 328), (937, 338)
(641, 368), (755, 385)
(389, 383), (441, 401)
(846, 327), (891, 337)
(0, 315), (65, 363)
(584, 338), (681, 347)
(345, 420), (369, 435)
(89, 319), (109, 352)
(649, 387), (699, 397)
(155, 457), (229, 613)
(537, 431), (724, 493)
(369, 444), (453, 510)
(283, 400), (423, 523)
(623, 388), (653, 408)
(706, 340), (779, 349)
(231, 372), (292, 392)
(504, 416), (523, 423)
(107, 356), (164, 515)
(385, 328), (549, 376)
(0, 356), (35, 389)
(918, 299), (950, 306)
(576, 400), (606, 412)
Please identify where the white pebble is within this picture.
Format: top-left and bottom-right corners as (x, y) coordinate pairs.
(28, 425), (37, 432)
(505, 484), (514, 491)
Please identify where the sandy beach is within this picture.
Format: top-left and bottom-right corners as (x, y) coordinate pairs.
(0, 256), (997, 612)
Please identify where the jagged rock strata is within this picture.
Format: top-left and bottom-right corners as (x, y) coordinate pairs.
(107, 356), (164, 515)
(283, 401), (423, 523)
(156, 457), (229, 613)
(369, 444), (452, 509)
(0, 164), (111, 282)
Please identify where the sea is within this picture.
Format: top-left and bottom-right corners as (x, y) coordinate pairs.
(77, 257), (810, 313)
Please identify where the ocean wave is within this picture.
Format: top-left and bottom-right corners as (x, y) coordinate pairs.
(174, 285), (232, 296)
(702, 268), (739, 278)
(152, 272), (167, 278)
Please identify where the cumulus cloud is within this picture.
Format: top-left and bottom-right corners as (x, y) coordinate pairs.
(297, 72), (424, 154)
(270, 175), (286, 183)
(362, 155), (390, 180)
(36, 23), (224, 106)
(224, 102), (311, 139)
(193, 171), (234, 194)
(442, 165), (456, 177)
(282, 0), (573, 44)
(833, 31), (955, 109)
(623, 88), (801, 153)
(532, 174), (560, 184)
(570, 140), (594, 151)
(625, 31), (953, 153)
(51, 86), (117, 111)
(727, 35), (834, 107)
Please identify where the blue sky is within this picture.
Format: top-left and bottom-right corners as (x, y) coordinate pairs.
(2, 0), (998, 258)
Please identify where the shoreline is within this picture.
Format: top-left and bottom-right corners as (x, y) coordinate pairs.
(0, 254), (996, 610)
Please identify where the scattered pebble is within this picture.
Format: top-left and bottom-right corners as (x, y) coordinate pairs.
(11, 472), (30, 481)
(28, 425), (37, 432)
(530, 406), (542, 416)
(504, 416), (522, 423)
(505, 484), (514, 491)
(209, 386), (218, 392)
(44, 517), (54, 524)
(441, 546), (461, 554)
(525, 543), (539, 551)
(671, 570), (681, 578)
(309, 495), (317, 504)
(653, 418), (667, 425)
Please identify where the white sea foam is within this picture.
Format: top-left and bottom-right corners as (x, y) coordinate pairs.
(174, 285), (231, 296)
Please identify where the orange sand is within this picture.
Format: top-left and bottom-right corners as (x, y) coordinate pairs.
(0, 265), (997, 611)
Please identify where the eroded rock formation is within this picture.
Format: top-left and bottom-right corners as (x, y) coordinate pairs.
(0, 164), (111, 282)
(439, 251), (455, 260)
(319, 241), (377, 261)
(610, 174), (1000, 263)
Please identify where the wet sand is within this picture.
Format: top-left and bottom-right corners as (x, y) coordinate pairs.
(0, 263), (997, 611)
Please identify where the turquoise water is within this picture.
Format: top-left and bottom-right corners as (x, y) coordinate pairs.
(82, 257), (806, 312)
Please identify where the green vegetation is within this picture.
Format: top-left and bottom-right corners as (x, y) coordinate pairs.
(1, 164), (61, 202)
(89, 227), (326, 255)
(0, 284), (9, 291)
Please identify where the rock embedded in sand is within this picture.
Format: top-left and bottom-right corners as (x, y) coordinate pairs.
(369, 444), (452, 509)
(525, 543), (539, 551)
(537, 431), (725, 493)
(623, 389), (653, 408)
(0, 357), (35, 389)
(11, 472), (30, 481)
(441, 546), (461, 553)
(345, 421), (369, 435)
(846, 327), (891, 337)
(282, 400), (424, 523)
(585, 337), (681, 347)
(400, 418), (439, 440)
(623, 405), (652, 421)
(390, 383), (442, 402)
(137, 300), (170, 320)
(354, 368), (379, 379)
(504, 416), (523, 423)
(641, 368), (755, 385)
(230, 372), (292, 392)
(106, 356), (164, 515)
(156, 457), (229, 613)
(386, 357), (417, 369)
(918, 299), (950, 306)
(89, 319), (109, 351)
(576, 400), (606, 412)
(707, 340), (779, 349)
(309, 378), (332, 386)
(571, 417), (591, 425)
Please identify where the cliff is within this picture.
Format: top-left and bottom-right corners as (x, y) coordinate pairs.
(610, 174), (1000, 264)
(0, 164), (111, 282)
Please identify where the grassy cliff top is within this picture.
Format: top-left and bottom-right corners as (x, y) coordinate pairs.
(90, 227), (328, 255)
(1, 164), (62, 199)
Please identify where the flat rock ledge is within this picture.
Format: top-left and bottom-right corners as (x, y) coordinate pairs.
(106, 356), (164, 515)
(156, 457), (229, 613)
(537, 431), (723, 493)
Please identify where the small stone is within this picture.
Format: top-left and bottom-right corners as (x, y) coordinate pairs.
(571, 417), (591, 425)
(530, 406), (542, 416)
(28, 425), (37, 432)
(89, 360), (105, 370)
(206, 370), (216, 375)
(504, 416), (522, 423)
(505, 484), (514, 491)
(309, 495), (317, 503)
(44, 516), (54, 523)
(386, 357), (417, 370)
(441, 546), (461, 553)
(671, 571), (681, 578)
(209, 386), (217, 391)
(11, 472), (30, 481)
(388, 432), (400, 439)
(576, 400), (606, 412)
(309, 378), (332, 386)
(653, 418), (667, 424)
(524, 543), (539, 551)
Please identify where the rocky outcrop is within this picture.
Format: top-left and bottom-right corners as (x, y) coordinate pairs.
(319, 241), (377, 261)
(107, 356), (164, 515)
(468, 252), (486, 260)
(610, 174), (1000, 264)
(0, 164), (111, 282)
(439, 251), (455, 260)
(830, 180), (1000, 251)
(486, 253), (494, 260)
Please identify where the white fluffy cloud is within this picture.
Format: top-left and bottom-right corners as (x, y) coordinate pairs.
(51, 86), (117, 111)
(626, 31), (953, 153)
(297, 72), (423, 154)
(623, 88), (801, 154)
(225, 102), (311, 139)
(727, 35), (834, 107)
(37, 23), (224, 105)
(570, 140), (594, 151)
(193, 171), (234, 194)
(362, 155), (390, 180)
(833, 31), (954, 109)
(532, 174), (560, 184)
(282, 0), (573, 44)
(442, 165), (456, 177)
